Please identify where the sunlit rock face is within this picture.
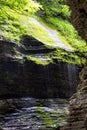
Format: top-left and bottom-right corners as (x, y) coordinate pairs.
(0, 39), (80, 99)
(67, 0), (87, 41)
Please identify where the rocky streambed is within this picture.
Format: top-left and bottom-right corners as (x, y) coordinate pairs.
(0, 98), (68, 130)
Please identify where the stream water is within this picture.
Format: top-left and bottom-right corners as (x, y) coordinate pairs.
(0, 98), (68, 130)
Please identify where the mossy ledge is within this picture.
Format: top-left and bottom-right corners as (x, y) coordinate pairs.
(0, 0), (87, 65)
(0, 39), (81, 99)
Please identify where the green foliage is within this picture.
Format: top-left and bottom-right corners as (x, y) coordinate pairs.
(36, 0), (87, 65)
(53, 49), (86, 65)
(0, 0), (41, 41)
(45, 17), (87, 53)
(37, 0), (71, 19)
(0, 0), (87, 65)
(36, 106), (68, 129)
(27, 55), (53, 65)
(0, 0), (41, 25)
(0, 0), (41, 16)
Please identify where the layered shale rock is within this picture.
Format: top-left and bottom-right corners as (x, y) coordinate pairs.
(67, 0), (87, 41)
(60, 0), (87, 130)
(61, 66), (87, 130)
(0, 37), (80, 99)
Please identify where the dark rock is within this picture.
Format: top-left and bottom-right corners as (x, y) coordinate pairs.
(37, 9), (46, 17)
(55, 126), (61, 130)
(0, 39), (80, 99)
(20, 35), (44, 47)
(61, 66), (87, 130)
(0, 128), (4, 130)
(19, 35), (56, 54)
(67, 0), (87, 41)
(60, 1), (87, 130)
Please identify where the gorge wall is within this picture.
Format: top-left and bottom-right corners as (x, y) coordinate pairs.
(67, 0), (87, 41)
(60, 0), (87, 130)
(0, 39), (80, 99)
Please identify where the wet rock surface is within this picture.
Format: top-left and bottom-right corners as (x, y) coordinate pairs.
(0, 39), (80, 99)
(0, 36), (82, 129)
(60, 67), (87, 130)
(0, 37), (81, 130)
(60, 1), (87, 130)
(0, 98), (68, 130)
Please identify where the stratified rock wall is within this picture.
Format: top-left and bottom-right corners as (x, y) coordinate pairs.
(0, 40), (80, 99)
(61, 67), (87, 130)
(60, 0), (87, 130)
(67, 0), (87, 41)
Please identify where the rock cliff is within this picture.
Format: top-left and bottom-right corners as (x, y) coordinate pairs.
(61, 67), (87, 130)
(67, 0), (87, 41)
(60, 0), (87, 130)
(0, 37), (80, 99)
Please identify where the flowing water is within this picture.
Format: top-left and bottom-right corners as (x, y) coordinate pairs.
(0, 98), (68, 130)
(67, 64), (77, 94)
